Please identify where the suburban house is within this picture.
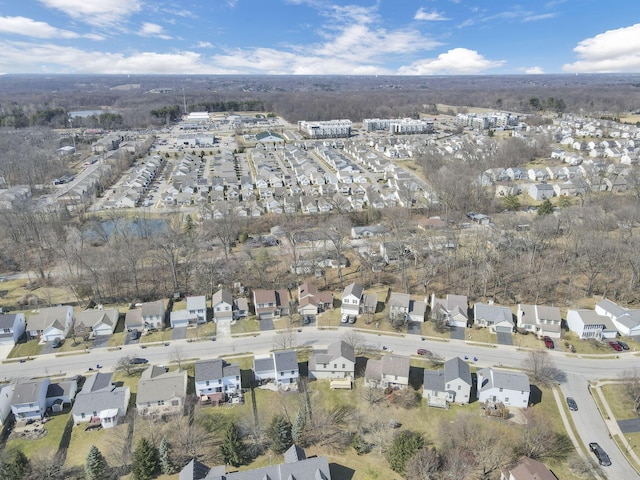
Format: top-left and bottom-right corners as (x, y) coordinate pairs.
(194, 359), (242, 405)
(253, 355), (276, 385)
(297, 282), (333, 319)
(0, 313), (26, 345)
(0, 384), (14, 427)
(388, 292), (426, 323)
(595, 298), (640, 336)
(74, 307), (119, 338)
(212, 289), (246, 322)
(26, 305), (74, 342)
(341, 282), (377, 318)
(186, 295), (208, 324)
(500, 456), (558, 480)
(566, 309), (618, 340)
(516, 304), (562, 339)
(124, 308), (143, 332)
(72, 372), (130, 428)
(422, 357), (472, 407)
(477, 367), (530, 408)
(141, 300), (165, 329)
(274, 350), (300, 390)
(170, 309), (198, 328)
(46, 378), (78, 412)
(253, 289), (291, 321)
(136, 366), (188, 416)
(178, 444), (332, 480)
(308, 340), (355, 380)
(364, 354), (410, 390)
(10, 378), (50, 420)
(430, 294), (468, 328)
(473, 302), (515, 333)
(350, 224), (388, 239)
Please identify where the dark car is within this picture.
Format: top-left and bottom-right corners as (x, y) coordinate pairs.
(543, 336), (554, 349)
(566, 397), (578, 411)
(348, 315), (356, 324)
(129, 329), (140, 341)
(52, 337), (63, 348)
(617, 340), (630, 350)
(609, 341), (623, 352)
(589, 442), (611, 466)
(130, 357), (148, 365)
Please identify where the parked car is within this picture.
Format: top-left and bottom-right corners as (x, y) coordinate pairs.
(348, 315), (356, 324)
(589, 442), (611, 466)
(609, 341), (623, 352)
(52, 337), (63, 348)
(617, 340), (630, 350)
(566, 397), (578, 411)
(341, 314), (349, 323)
(129, 329), (140, 341)
(130, 357), (148, 365)
(543, 336), (554, 349)
(417, 348), (432, 356)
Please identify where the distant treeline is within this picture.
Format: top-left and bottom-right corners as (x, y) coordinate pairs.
(0, 106), (123, 129)
(193, 99), (265, 112)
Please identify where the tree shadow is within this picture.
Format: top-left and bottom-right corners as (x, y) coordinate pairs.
(529, 384), (543, 405)
(329, 463), (356, 480)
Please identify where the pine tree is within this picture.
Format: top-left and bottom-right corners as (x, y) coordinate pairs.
(85, 446), (108, 480)
(291, 409), (306, 445)
(220, 423), (247, 467)
(159, 437), (176, 475)
(132, 438), (160, 480)
(0, 449), (29, 480)
(268, 415), (293, 454)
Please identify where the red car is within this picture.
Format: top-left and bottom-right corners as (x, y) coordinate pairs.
(543, 336), (554, 349)
(417, 348), (432, 356)
(609, 341), (623, 352)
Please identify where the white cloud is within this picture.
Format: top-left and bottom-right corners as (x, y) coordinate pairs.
(0, 16), (99, 39)
(195, 41), (214, 48)
(414, 9), (449, 21)
(38, 0), (142, 27)
(397, 48), (505, 75)
(524, 66), (545, 74)
(563, 23), (640, 73)
(138, 22), (171, 40)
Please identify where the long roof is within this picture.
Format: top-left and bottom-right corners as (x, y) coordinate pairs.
(137, 368), (187, 405)
(478, 367), (530, 393)
(195, 359), (240, 383)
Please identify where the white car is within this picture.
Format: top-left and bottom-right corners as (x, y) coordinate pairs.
(341, 314), (349, 323)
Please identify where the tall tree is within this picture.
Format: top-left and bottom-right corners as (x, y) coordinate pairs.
(268, 415), (293, 454)
(386, 430), (425, 474)
(291, 409), (306, 445)
(131, 438), (159, 480)
(158, 437), (176, 475)
(84, 446), (108, 480)
(220, 423), (247, 467)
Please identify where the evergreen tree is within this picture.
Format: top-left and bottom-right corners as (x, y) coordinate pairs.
(159, 437), (176, 475)
(132, 438), (160, 480)
(220, 423), (247, 467)
(268, 415), (293, 454)
(0, 449), (29, 480)
(291, 409), (306, 445)
(85, 446), (108, 480)
(537, 199), (554, 216)
(386, 430), (425, 474)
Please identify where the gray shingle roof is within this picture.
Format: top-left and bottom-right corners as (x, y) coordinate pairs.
(423, 369), (445, 391)
(478, 367), (530, 393)
(137, 368), (187, 405)
(274, 350), (298, 371)
(382, 354), (410, 378)
(342, 282), (363, 299)
(444, 357), (471, 385)
(0, 314), (18, 329)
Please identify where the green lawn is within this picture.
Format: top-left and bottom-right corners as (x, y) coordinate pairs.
(6, 410), (70, 458)
(64, 422), (130, 469)
(230, 317), (261, 334)
(7, 339), (42, 359)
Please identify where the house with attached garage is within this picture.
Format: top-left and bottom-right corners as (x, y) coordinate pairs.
(10, 378), (50, 420)
(186, 295), (207, 324)
(423, 356), (472, 408)
(477, 367), (530, 408)
(566, 309), (618, 340)
(501, 456), (558, 480)
(308, 340), (355, 380)
(72, 372), (130, 428)
(74, 307), (119, 338)
(26, 305), (74, 342)
(194, 359), (242, 405)
(364, 354), (410, 390)
(252, 289), (290, 321)
(341, 282), (377, 318)
(430, 294), (468, 328)
(474, 302), (514, 334)
(170, 309), (198, 328)
(297, 282), (333, 320)
(0, 313), (26, 345)
(141, 300), (165, 329)
(595, 298), (640, 337)
(528, 183), (555, 201)
(516, 304), (562, 339)
(388, 292), (427, 323)
(211, 289), (234, 322)
(136, 366), (187, 416)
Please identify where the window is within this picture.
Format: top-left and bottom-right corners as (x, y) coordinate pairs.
(81, 413), (85, 418)
(342, 364), (345, 369)
(457, 385), (461, 390)
(205, 380), (210, 386)
(505, 397), (509, 402)
(334, 364), (337, 369)
(158, 400), (164, 406)
(172, 400), (179, 406)
(499, 388), (503, 392)
(290, 370), (295, 375)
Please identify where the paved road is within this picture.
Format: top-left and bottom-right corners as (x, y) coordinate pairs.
(3, 329), (640, 479)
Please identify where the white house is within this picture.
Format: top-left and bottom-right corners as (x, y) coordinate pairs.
(170, 309), (198, 328)
(74, 307), (119, 338)
(364, 354), (410, 390)
(136, 366), (187, 416)
(141, 300), (165, 329)
(212, 289), (234, 322)
(566, 309), (618, 340)
(477, 367), (530, 408)
(308, 340), (355, 380)
(474, 302), (514, 333)
(72, 372), (130, 428)
(341, 282), (364, 317)
(595, 299), (640, 337)
(0, 313), (26, 345)
(0, 384), (14, 427)
(11, 378), (50, 420)
(422, 357), (472, 407)
(186, 295), (207, 324)
(430, 294), (468, 327)
(194, 359), (241, 404)
(274, 350), (300, 390)
(516, 304), (562, 339)
(26, 305), (74, 342)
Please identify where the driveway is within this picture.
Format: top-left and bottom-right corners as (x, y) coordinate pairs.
(260, 318), (274, 331)
(406, 321), (422, 335)
(172, 327), (187, 340)
(40, 341), (58, 355)
(0, 343), (14, 360)
(496, 332), (513, 345)
(450, 326), (466, 340)
(92, 336), (110, 349)
(618, 418), (640, 434)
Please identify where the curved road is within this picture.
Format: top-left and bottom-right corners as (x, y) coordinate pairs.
(3, 329), (638, 479)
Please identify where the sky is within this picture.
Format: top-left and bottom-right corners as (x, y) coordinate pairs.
(0, 0), (640, 75)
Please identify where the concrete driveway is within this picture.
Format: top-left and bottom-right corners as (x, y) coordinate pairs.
(172, 327), (187, 340)
(450, 326), (465, 340)
(0, 343), (14, 360)
(92, 336), (110, 349)
(496, 332), (513, 345)
(406, 321), (422, 335)
(260, 318), (274, 331)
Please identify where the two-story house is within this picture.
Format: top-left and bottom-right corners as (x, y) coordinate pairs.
(341, 282), (377, 319)
(141, 300), (165, 329)
(72, 372), (130, 428)
(516, 304), (562, 339)
(11, 378), (50, 421)
(422, 356), (472, 407)
(186, 295), (208, 324)
(253, 289), (290, 321)
(194, 359), (242, 405)
(595, 298), (640, 337)
(136, 366), (187, 416)
(430, 294), (468, 328)
(274, 350), (300, 390)
(566, 309), (618, 340)
(364, 354), (410, 390)
(212, 289), (234, 322)
(297, 282), (333, 321)
(0, 313), (26, 345)
(477, 367), (530, 408)
(308, 340), (355, 380)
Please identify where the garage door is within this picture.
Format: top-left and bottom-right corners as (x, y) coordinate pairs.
(496, 326), (513, 334)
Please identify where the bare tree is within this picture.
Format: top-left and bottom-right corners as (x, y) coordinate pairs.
(361, 386), (386, 406)
(323, 215), (352, 286)
(115, 354), (137, 376)
(273, 328), (297, 351)
(341, 330), (365, 354)
(522, 349), (564, 386)
(514, 410), (573, 462)
(403, 447), (441, 480)
(170, 345), (187, 370)
(622, 369), (640, 415)
(204, 210), (239, 262)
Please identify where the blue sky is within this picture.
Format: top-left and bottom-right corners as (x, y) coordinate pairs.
(0, 0), (639, 75)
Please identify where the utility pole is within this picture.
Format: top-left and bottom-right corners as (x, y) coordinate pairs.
(182, 87), (187, 116)
(68, 116), (76, 154)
